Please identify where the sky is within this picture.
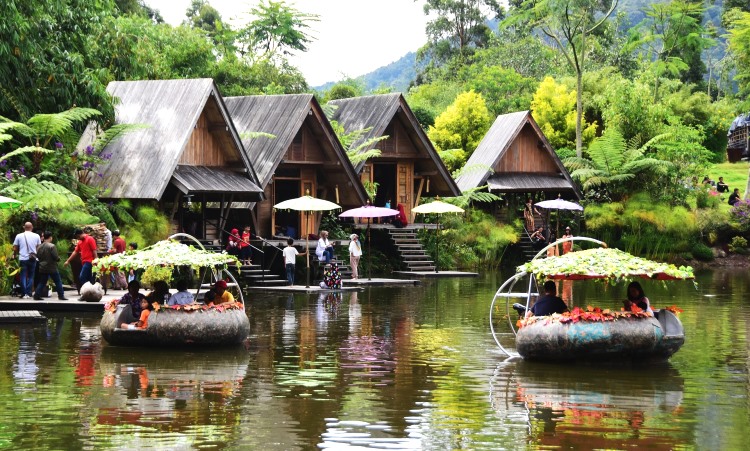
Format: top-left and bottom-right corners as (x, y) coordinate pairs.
(145, 0), (430, 86)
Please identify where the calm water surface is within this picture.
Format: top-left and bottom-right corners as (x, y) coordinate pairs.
(0, 270), (748, 450)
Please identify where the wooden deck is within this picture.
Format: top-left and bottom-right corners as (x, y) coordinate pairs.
(346, 278), (421, 286)
(0, 310), (47, 324)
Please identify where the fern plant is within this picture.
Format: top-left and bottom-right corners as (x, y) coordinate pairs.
(564, 128), (672, 200)
(329, 119), (386, 166)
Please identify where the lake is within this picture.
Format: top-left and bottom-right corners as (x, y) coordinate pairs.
(0, 269), (748, 450)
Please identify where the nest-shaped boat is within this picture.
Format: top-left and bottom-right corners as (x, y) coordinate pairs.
(491, 237), (693, 362)
(96, 233), (249, 347)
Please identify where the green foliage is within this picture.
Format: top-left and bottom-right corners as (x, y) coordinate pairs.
(419, 209), (518, 269)
(319, 211), (347, 239)
(329, 119), (385, 166)
(239, 0), (318, 59)
(531, 77), (597, 151)
(729, 235), (748, 253)
(727, 10), (750, 101)
(584, 193), (699, 259)
(691, 242), (714, 261)
(461, 65), (538, 115)
(321, 78), (365, 103)
(437, 149), (467, 174)
(140, 265), (174, 289)
(363, 180), (379, 201)
(565, 128), (672, 200)
(121, 205), (170, 249)
(428, 90), (492, 163)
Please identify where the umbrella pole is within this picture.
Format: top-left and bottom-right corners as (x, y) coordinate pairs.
(435, 219), (440, 273)
(305, 211), (310, 288)
(368, 219), (372, 281)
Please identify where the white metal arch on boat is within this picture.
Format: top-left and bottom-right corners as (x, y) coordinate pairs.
(168, 232), (244, 305)
(489, 237), (608, 357)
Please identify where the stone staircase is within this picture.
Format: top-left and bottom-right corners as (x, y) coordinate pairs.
(388, 228), (436, 272)
(186, 239), (287, 287)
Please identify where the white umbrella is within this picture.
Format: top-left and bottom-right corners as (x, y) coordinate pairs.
(339, 206), (399, 280)
(274, 195), (341, 287)
(535, 196), (583, 237)
(412, 200), (465, 273)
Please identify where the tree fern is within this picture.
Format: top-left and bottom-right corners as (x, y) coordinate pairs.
(0, 145), (52, 161)
(0, 177), (84, 210)
(26, 107), (101, 143)
(444, 186), (501, 209)
(92, 123), (150, 151)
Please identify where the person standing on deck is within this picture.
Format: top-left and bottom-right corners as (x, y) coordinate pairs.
(349, 234), (362, 279)
(110, 230), (127, 289)
(561, 227), (574, 254)
(64, 228), (98, 290)
(33, 231), (68, 300)
(13, 222), (41, 299)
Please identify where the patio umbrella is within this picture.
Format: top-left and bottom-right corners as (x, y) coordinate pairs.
(412, 200), (464, 273)
(0, 195), (22, 209)
(535, 196), (583, 237)
(274, 195), (341, 287)
(339, 205), (399, 280)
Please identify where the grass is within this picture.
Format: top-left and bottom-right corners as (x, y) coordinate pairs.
(710, 162), (750, 196)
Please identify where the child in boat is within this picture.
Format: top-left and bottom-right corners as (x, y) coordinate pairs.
(623, 281), (654, 314)
(530, 281), (568, 316)
(121, 297), (151, 329)
(168, 278), (194, 305)
(210, 280), (234, 305)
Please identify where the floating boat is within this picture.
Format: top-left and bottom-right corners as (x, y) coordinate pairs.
(96, 233), (250, 347)
(491, 238), (693, 362)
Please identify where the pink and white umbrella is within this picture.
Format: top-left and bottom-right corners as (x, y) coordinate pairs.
(339, 205), (399, 280)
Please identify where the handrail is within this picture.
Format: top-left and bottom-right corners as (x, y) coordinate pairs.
(220, 227), (264, 255)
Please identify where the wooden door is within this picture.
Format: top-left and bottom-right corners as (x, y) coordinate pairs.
(397, 161), (414, 222)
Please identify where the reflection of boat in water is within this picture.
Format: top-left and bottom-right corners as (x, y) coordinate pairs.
(96, 234), (250, 347)
(491, 238), (692, 362)
(490, 360), (686, 449)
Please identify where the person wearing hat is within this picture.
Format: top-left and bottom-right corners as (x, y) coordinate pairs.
(64, 228), (99, 290)
(561, 227), (574, 254)
(210, 279), (234, 305)
(348, 234), (363, 279)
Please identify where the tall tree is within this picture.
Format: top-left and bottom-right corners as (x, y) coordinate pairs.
(238, 0), (318, 60)
(508, 0), (617, 157)
(419, 0), (503, 69)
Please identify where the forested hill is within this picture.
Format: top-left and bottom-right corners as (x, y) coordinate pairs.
(317, 0), (728, 93)
(315, 52), (417, 93)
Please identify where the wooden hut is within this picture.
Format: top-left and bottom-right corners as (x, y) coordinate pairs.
(329, 94), (460, 221)
(225, 94), (367, 238)
(82, 78), (264, 241)
(455, 111), (581, 206)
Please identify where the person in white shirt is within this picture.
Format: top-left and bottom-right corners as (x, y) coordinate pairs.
(283, 238), (305, 286)
(168, 279), (195, 306)
(348, 234), (363, 279)
(13, 222), (42, 299)
(315, 230), (334, 263)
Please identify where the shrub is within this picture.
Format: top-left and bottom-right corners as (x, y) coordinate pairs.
(140, 266), (173, 289)
(729, 236), (748, 254)
(691, 243), (714, 261)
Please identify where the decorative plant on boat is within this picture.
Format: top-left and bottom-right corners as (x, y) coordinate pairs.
(518, 305), (655, 328)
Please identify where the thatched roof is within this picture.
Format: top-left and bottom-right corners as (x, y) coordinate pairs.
(329, 93), (460, 197)
(455, 111), (580, 199)
(225, 94), (367, 203)
(86, 78), (263, 201)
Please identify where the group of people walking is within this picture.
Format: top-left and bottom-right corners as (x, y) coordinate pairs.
(12, 222), (132, 301)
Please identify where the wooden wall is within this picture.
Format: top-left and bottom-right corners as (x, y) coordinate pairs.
(285, 122), (325, 163)
(495, 124), (559, 173)
(180, 110), (228, 166)
(379, 120), (420, 158)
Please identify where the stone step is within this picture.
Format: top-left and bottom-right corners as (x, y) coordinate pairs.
(406, 260), (434, 267)
(400, 250), (428, 255)
(407, 266), (436, 272)
(254, 279), (290, 286)
(403, 255), (432, 261)
(392, 238), (421, 244)
(397, 244), (423, 249)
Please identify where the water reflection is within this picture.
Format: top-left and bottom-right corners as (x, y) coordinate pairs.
(0, 271), (748, 449)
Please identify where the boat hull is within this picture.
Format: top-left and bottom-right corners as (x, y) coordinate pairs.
(100, 306), (250, 347)
(516, 312), (684, 362)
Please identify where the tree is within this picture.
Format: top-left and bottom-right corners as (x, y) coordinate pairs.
(420, 0), (503, 66)
(564, 128), (672, 201)
(531, 77), (596, 152)
(239, 0), (318, 60)
(428, 90), (492, 163)
(629, 0), (713, 99)
(727, 10), (750, 100)
(508, 0), (617, 157)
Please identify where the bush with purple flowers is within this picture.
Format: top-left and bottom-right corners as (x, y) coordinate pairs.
(730, 199), (750, 231)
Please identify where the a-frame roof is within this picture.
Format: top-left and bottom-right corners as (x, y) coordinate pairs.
(329, 93), (460, 196)
(224, 94), (367, 203)
(455, 111), (581, 199)
(88, 78), (262, 200)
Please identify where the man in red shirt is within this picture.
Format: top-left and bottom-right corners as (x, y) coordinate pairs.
(110, 230), (127, 289)
(64, 228), (99, 289)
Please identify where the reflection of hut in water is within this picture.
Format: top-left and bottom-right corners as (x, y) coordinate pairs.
(489, 361), (686, 449)
(727, 113), (750, 162)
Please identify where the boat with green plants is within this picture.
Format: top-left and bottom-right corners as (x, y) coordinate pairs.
(96, 234), (249, 347)
(491, 238), (692, 362)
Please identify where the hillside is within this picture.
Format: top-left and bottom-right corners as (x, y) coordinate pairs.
(315, 51), (417, 93)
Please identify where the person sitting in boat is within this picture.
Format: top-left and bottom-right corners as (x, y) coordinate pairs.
(147, 280), (171, 305)
(623, 281), (654, 315)
(202, 289), (216, 305)
(168, 278), (194, 306)
(530, 281), (569, 317)
(122, 280), (147, 319)
(120, 297), (152, 330)
(210, 280), (234, 305)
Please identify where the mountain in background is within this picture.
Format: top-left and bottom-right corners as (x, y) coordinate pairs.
(314, 51), (417, 93)
(315, 0), (728, 94)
